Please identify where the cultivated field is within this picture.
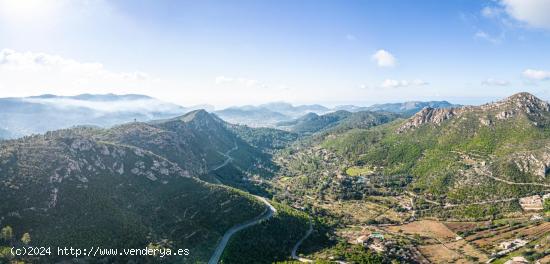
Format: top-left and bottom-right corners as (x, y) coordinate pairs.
(383, 220), (492, 263)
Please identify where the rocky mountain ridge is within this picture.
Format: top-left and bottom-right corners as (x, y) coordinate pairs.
(397, 92), (550, 133)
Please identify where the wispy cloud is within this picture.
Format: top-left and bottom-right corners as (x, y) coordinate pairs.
(380, 79), (428, 88)
(481, 6), (503, 18)
(372, 49), (397, 68)
(523, 69), (550, 80)
(481, 78), (510, 86)
(215, 76), (260, 87)
(474, 30), (504, 44)
(0, 49), (152, 86)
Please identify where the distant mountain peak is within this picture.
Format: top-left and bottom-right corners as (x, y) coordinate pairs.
(503, 92), (549, 109)
(482, 92), (550, 114)
(301, 112), (320, 119)
(72, 93), (153, 101)
(173, 109), (229, 130)
(365, 100), (459, 116)
(27, 93), (153, 101)
(505, 91), (538, 101)
(179, 109), (212, 122)
(29, 94), (58, 99)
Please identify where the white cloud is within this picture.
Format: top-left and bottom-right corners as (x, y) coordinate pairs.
(0, 49), (153, 95)
(482, 78), (510, 86)
(499, 0), (550, 29)
(474, 30), (503, 44)
(0, 49), (100, 70)
(215, 76), (259, 87)
(381, 79), (428, 88)
(372, 49), (397, 67)
(481, 6), (503, 18)
(523, 69), (550, 80)
(214, 76), (234, 84)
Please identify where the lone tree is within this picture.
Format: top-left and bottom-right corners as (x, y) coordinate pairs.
(0, 226), (13, 241)
(21, 233), (31, 245)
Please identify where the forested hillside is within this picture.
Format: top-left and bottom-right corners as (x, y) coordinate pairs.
(277, 111), (400, 136)
(0, 128), (266, 263)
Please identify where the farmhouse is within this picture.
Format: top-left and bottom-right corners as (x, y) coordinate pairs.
(355, 233), (386, 252)
(499, 239), (528, 250)
(519, 195), (543, 211)
(499, 241), (514, 250)
(367, 233), (386, 253)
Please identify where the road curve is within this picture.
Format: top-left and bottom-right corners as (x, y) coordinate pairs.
(210, 141), (238, 184)
(291, 220), (314, 262)
(212, 141), (238, 171)
(208, 196), (277, 264)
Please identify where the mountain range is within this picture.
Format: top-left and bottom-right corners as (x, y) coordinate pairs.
(0, 94), (458, 139)
(213, 102), (331, 127)
(1, 92), (549, 263)
(359, 100), (459, 116)
(215, 101), (457, 128)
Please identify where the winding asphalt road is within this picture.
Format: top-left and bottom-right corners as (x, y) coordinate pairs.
(208, 196), (276, 264)
(207, 140), (279, 264)
(291, 220), (314, 263)
(208, 140), (318, 263)
(210, 141), (238, 184)
(212, 141), (238, 171)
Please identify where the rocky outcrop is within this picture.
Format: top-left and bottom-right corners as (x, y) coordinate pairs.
(505, 92), (550, 113)
(496, 110), (515, 120)
(397, 107), (464, 133)
(512, 151), (550, 179)
(397, 92), (550, 133)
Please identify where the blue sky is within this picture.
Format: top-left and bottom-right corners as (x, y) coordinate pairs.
(0, 0), (549, 108)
